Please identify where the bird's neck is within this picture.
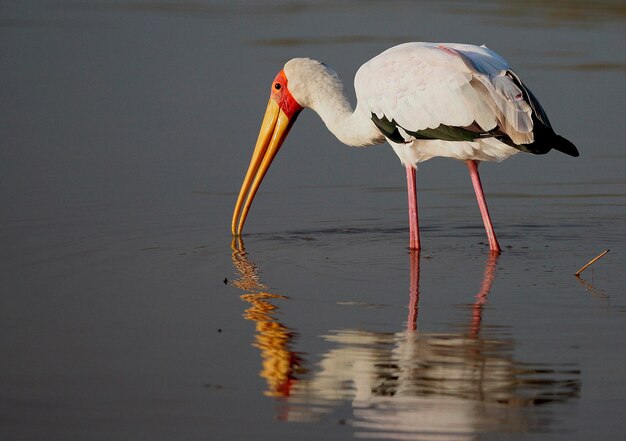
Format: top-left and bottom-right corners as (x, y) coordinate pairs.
(307, 80), (383, 147)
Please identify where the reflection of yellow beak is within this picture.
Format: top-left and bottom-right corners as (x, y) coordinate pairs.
(232, 99), (295, 236)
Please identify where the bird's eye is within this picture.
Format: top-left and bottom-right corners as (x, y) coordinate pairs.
(274, 83), (281, 90)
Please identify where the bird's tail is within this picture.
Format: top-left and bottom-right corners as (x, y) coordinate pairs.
(552, 134), (579, 157)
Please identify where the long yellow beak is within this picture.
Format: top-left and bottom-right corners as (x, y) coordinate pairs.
(232, 99), (295, 236)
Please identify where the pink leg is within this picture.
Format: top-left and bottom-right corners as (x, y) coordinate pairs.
(470, 252), (499, 337)
(466, 160), (501, 254)
(407, 249), (420, 332)
(406, 165), (420, 250)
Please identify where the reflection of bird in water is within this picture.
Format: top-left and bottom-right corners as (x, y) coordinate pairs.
(283, 252), (580, 438)
(230, 240), (580, 438)
(230, 238), (305, 397)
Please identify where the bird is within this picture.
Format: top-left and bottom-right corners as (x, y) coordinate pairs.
(231, 42), (579, 253)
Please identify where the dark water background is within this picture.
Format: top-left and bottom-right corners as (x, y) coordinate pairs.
(2, 1), (625, 440)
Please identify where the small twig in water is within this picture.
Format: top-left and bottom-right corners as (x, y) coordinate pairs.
(575, 250), (609, 277)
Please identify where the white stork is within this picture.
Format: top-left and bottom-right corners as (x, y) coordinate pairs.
(231, 42), (579, 253)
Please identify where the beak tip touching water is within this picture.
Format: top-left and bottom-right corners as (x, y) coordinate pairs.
(232, 69), (303, 236)
(231, 98), (300, 237)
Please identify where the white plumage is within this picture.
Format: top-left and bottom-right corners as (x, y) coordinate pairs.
(287, 42), (554, 164)
(233, 42), (579, 252)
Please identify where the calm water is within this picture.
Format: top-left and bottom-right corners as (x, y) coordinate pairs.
(1, 1), (625, 440)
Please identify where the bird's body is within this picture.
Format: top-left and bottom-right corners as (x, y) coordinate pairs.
(232, 42), (578, 252)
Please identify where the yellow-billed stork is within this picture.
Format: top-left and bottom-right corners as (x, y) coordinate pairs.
(231, 42), (579, 253)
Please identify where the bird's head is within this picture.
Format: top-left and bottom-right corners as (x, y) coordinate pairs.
(230, 67), (303, 236)
(232, 58), (338, 236)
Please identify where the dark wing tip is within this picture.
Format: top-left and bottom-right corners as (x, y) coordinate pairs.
(553, 135), (580, 157)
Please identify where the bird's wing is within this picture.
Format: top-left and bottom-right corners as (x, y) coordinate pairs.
(355, 43), (540, 145)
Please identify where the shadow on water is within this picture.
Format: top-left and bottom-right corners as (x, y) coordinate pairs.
(230, 238), (580, 438)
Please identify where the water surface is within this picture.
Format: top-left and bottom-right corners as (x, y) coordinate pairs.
(1, 1), (625, 440)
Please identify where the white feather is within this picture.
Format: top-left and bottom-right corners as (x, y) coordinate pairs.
(283, 42), (538, 165)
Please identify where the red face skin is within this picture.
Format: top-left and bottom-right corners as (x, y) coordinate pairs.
(231, 69), (305, 237)
(270, 70), (303, 119)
